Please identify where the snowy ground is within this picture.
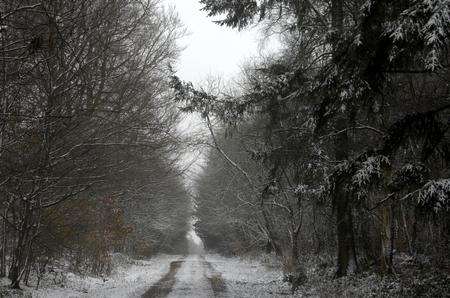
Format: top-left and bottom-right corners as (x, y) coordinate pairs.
(167, 255), (214, 298)
(4, 252), (447, 297)
(205, 254), (293, 297)
(1, 254), (292, 297)
(40, 255), (180, 298)
(141, 254), (290, 297)
(0, 254), (179, 298)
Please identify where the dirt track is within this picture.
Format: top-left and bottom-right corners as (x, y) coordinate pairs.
(141, 255), (226, 298)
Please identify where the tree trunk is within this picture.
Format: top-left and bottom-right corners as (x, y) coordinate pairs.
(0, 9), (9, 279)
(291, 226), (300, 264)
(335, 182), (357, 276)
(334, 117), (357, 277)
(331, 0), (344, 43)
(9, 201), (34, 289)
(388, 203), (395, 274)
(400, 202), (413, 255)
(261, 206), (283, 256)
(0, 208), (7, 277)
(379, 204), (391, 273)
(331, 0), (358, 277)
(411, 207), (418, 255)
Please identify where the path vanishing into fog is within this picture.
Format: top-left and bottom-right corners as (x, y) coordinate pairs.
(142, 255), (226, 298)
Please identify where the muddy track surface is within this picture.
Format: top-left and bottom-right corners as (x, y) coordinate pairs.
(203, 257), (227, 295)
(142, 260), (184, 298)
(141, 255), (227, 298)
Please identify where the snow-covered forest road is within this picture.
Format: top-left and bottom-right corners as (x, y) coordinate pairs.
(142, 254), (290, 298)
(6, 252), (449, 297)
(26, 254), (292, 298)
(143, 255), (225, 297)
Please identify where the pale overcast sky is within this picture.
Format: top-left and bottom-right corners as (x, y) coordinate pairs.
(162, 0), (279, 193)
(164, 0), (269, 84)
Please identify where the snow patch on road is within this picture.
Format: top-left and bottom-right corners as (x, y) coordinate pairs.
(31, 254), (179, 298)
(205, 254), (293, 297)
(168, 255), (212, 298)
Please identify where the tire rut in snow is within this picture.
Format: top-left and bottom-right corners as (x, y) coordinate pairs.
(142, 259), (184, 298)
(202, 257), (227, 295)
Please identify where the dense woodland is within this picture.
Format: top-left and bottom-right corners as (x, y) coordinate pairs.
(172, 0), (450, 293)
(0, 0), (449, 295)
(0, 0), (190, 289)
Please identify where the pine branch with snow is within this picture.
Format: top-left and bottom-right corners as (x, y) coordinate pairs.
(350, 155), (390, 200)
(385, 0), (450, 70)
(418, 178), (450, 213)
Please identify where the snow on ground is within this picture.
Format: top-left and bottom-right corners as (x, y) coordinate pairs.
(205, 254), (293, 297)
(168, 255), (213, 298)
(22, 254), (180, 298)
(5, 252), (445, 297)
